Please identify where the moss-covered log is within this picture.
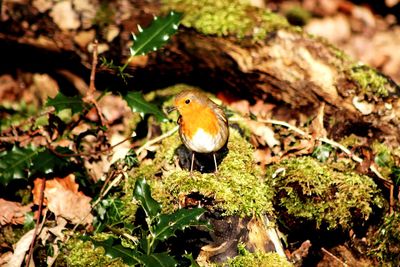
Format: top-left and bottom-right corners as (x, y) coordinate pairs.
(2, 0), (400, 143)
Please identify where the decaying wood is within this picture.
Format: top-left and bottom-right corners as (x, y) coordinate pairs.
(2, 12), (399, 143)
(145, 29), (400, 143)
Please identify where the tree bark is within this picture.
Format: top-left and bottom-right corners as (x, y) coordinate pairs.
(1, 2), (400, 143)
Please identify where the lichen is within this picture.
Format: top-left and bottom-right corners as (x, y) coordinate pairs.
(350, 65), (390, 98)
(267, 156), (384, 230)
(162, 0), (289, 39)
(221, 244), (293, 267)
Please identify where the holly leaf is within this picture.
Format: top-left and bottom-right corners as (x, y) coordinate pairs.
(124, 92), (167, 122)
(154, 208), (208, 241)
(46, 93), (84, 114)
(86, 237), (141, 266)
(0, 146), (38, 186)
(130, 11), (182, 56)
(133, 178), (161, 220)
(138, 253), (177, 267)
(31, 149), (70, 174)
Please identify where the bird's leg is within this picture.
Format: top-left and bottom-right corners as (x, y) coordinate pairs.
(190, 152), (195, 175)
(213, 153), (218, 173)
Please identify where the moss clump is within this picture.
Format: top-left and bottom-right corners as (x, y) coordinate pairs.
(64, 234), (125, 267)
(163, 0), (289, 39)
(267, 157), (384, 230)
(285, 6), (312, 26)
(128, 127), (273, 217)
(222, 244), (292, 267)
(350, 65), (390, 98)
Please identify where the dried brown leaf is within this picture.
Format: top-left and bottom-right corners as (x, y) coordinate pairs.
(32, 174), (93, 225)
(0, 199), (32, 226)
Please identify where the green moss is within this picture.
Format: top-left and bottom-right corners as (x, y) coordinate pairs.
(285, 6), (312, 26)
(163, 0), (289, 39)
(372, 142), (396, 179)
(64, 234), (126, 267)
(222, 244), (292, 267)
(128, 128), (273, 217)
(369, 211), (400, 265)
(267, 157), (384, 230)
(350, 65), (390, 98)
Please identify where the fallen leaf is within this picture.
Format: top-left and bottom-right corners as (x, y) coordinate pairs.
(32, 174), (93, 225)
(32, 0), (53, 13)
(0, 199), (32, 226)
(73, 29), (96, 49)
(0, 252), (12, 266)
(248, 121), (280, 148)
(5, 229), (35, 267)
(310, 103), (327, 138)
(49, 1), (80, 30)
(305, 14), (351, 43)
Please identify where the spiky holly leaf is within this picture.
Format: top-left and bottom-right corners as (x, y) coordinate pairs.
(46, 93), (84, 114)
(133, 178), (162, 220)
(130, 11), (182, 56)
(87, 237), (141, 266)
(0, 146), (38, 186)
(138, 253), (177, 267)
(154, 208), (208, 241)
(124, 92), (167, 122)
(31, 149), (70, 174)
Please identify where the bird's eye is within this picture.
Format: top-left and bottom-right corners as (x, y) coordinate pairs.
(185, 99), (190, 104)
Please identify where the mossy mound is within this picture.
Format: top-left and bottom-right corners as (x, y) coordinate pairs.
(63, 234), (125, 267)
(267, 157), (384, 230)
(127, 128), (273, 218)
(219, 244), (292, 267)
(163, 0), (289, 39)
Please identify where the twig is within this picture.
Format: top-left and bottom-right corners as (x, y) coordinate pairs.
(83, 39), (106, 126)
(26, 178), (46, 266)
(105, 225), (138, 244)
(135, 125), (179, 155)
(230, 117), (392, 187)
(321, 247), (348, 267)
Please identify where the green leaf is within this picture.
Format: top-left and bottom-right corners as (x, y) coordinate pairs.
(312, 144), (332, 162)
(154, 208), (207, 241)
(31, 149), (70, 174)
(124, 92), (167, 122)
(183, 253), (201, 267)
(88, 237), (142, 266)
(130, 11), (182, 56)
(375, 150), (393, 168)
(138, 253), (177, 267)
(133, 178), (161, 220)
(93, 198), (124, 233)
(391, 167), (400, 186)
(24, 212), (35, 230)
(0, 146), (39, 186)
(46, 93), (84, 114)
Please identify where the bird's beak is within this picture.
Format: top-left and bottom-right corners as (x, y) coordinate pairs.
(166, 106), (177, 113)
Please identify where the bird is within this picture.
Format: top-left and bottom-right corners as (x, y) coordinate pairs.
(169, 90), (229, 174)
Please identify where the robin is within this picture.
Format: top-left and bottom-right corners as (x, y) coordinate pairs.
(169, 90), (229, 173)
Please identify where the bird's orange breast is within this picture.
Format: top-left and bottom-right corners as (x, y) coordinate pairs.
(180, 102), (220, 139)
